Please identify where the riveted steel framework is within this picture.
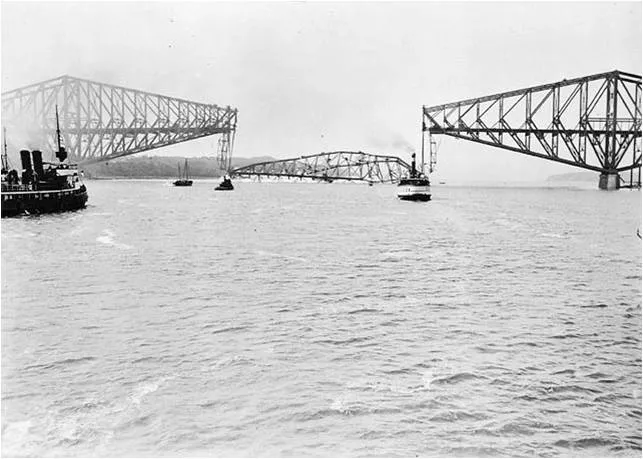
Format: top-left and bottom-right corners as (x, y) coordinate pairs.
(231, 151), (411, 183)
(1, 75), (238, 167)
(423, 70), (641, 187)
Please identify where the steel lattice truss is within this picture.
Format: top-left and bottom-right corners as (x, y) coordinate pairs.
(1, 75), (238, 167)
(231, 151), (411, 183)
(423, 70), (641, 187)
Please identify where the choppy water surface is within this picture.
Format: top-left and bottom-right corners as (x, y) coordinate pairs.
(2, 180), (641, 457)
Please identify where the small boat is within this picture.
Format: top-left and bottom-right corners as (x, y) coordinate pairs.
(173, 158), (193, 186)
(215, 175), (234, 191)
(397, 153), (431, 201)
(1, 110), (88, 217)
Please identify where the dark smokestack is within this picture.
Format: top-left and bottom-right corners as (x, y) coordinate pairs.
(20, 149), (33, 184)
(32, 150), (44, 177)
(20, 150), (32, 172)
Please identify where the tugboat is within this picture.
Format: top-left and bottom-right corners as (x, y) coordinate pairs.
(397, 152), (431, 201)
(397, 122), (433, 202)
(173, 158), (193, 187)
(215, 175), (234, 191)
(1, 109), (88, 217)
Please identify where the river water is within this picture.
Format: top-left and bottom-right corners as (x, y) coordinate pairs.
(1, 179), (641, 457)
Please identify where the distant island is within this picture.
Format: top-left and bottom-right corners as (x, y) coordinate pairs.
(81, 155), (276, 179)
(546, 171), (597, 182)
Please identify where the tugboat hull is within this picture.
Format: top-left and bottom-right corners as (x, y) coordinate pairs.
(2, 186), (88, 217)
(398, 193), (431, 202)
(215, 176), (234, 191)
(397, 178), (431, 202)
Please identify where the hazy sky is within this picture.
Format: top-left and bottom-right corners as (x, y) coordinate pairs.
(2, 1), (641, 181)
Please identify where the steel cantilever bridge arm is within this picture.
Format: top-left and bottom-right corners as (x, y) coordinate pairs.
(2, 75), (238, 168)
(423, 70), (641, 186)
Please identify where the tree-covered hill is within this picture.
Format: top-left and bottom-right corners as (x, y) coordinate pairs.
(81, 155), (276, 179)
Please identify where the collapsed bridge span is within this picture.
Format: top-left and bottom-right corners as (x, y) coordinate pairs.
(231, 151), (411, 183)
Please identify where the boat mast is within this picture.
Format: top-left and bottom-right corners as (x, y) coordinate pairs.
(420, 108), (425, 176)
(2, 127), (8, 172)
(54, 105), (67, 162)
(55, 105), (62, 152)
(185, 158), (189, 180)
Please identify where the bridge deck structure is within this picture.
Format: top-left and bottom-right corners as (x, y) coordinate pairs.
(423, 70), (641, 189)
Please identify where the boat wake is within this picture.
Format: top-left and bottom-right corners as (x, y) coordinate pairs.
(96, 229), (133, 250)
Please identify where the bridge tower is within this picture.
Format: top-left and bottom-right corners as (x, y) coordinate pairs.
(1, 75), (238, 169)
(423, 70), (641, 189)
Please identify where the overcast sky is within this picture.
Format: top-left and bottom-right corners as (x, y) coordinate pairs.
(2, 1), (641, 181)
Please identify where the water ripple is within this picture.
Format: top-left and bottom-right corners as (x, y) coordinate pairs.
(1, 181), (640, 457)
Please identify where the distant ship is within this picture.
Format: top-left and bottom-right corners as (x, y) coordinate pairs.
(397, 152), (431, 201)
(215, 175), (234, 191)
(173, 158), (193, 186)
(1, 110), (88, 217)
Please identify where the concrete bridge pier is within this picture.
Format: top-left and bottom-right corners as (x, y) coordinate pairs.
(598, 172), (620, 190)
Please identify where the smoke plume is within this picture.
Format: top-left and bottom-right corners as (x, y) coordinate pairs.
(2, 114), (55, 168)
(369, 133), (416, 156)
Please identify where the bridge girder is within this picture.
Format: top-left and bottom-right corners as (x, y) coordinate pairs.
(231, 151), (411, 183)
(423, 70), (641, 187)
(1, 75), (238, 168)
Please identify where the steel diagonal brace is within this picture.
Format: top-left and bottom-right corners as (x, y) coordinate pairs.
(499, 119), (528, 151)
(526, 119), (555, 157)
(616, 84), (638, 120)
(613, 125), (641, 167)
(553, 120), (583, 164)
(619, 80), (639, 109)
(476, 118), (500, 144)
(584, 122), (608, 166)
(558, 83), (582, 116)
(424, 112), (443, 132)
(617, 158), (641, 172)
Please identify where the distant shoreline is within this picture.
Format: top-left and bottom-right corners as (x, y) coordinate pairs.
(87, 176), (222, 180)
